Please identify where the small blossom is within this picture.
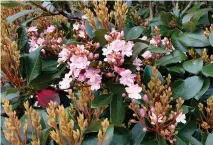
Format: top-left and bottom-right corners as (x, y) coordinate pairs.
(133, 58), (142, 71)
(79, 31), (86, 38)
(150, 112), (163, 124)
(143, 94), (148, 102)
(140, 36), (147, 41)
(176, 112), (186, 124)
(150, 38), (157, 46)
(142, 51), (152, 59)
(58, 48), (70, 63)
(27, 26), (38, 32)
(73, 23), (80, 31)
(85, 68), (102, 90)
(37, 38), (45, 45)
(125, 84), (142, 99)
(46, 25), (55, 33)
(119, 69), (135, 86)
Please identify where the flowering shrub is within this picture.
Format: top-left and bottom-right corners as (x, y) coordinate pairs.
(1, 1), (213, 145)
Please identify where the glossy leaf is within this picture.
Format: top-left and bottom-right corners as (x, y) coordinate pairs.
(166, 64), (185, 73)
(130, 123), (146, 145)
(17, 25), (29, 54)
(172, 76), (204, 100)
(147, 45), (170, 54)
(110, 95), (125, 125)
(92, 94), (113, 108)
(93, 29), (107, 46)
(157, 50), (187, 66)
(183, 58), (203, 74)
(131, 42), (148, 60)
(194, 78), (210, 100)
(206, 134), (213, 145)
(125, 26), (144, 40)
(202, 63), (213, 77)
(160, 12), (173, 26)
(209, 32), (213, 47)
(7, 9), (36, 23)
(85, 20), (95, 38)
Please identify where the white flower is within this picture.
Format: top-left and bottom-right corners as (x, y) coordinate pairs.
(141, 36), (147, 41)
(73, 23), (80, 31)
(59, 71), (72, 90)
(58, 48), (70, 63)
(150, 112), (163, 125)
(125, 84), (142, 99)
(176, 112), (186, 124)
(79, 31), (86, 38)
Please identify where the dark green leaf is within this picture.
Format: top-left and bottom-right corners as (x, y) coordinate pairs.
(105, 82), (126, 96)
(93, 29), (107, 46)
(172, 76), (204, 100)
(147, 45), (170, 54)
(159, 25), (174, 37)
(157, 50), (187, 66)
(171, 30), (188, 52)
(42, 58), (58, 72)
(166, 64), (185, 73)
(195, 78), (210, 100)
(41, 127), (53, 145)
(17, 25), (29, 54)
(92, 94), (113, 108)
(202, 63), (213, 77)
(125, 26), (143, 40)
(142, 65), (164, 87)
(86, 121), (101, 133)
(160, 12), (173, 26)
(131, 42), (148, 60)
(110, 95), (125, 125)
(157, 135), (167, 145)
(130, 123), (146, 145)
(183, 58), (203, 74)
(25, 47), (42, 84)
(110, 127), (130, 145)
(7, 9), (36, 23)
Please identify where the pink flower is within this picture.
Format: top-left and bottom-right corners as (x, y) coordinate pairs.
(58, 48), (70, 63)
(85, 68), (102, 90)
(79, 31), (85, 38)
(119, 69), (135, 86)
(37, 89), (60, 108)
(27, 26), (38, 32)
(142, 51), (152, 59)
(150, 38), (157, 46)
(143, 94), (148, 102)
(140, 108), (145, 117)
(125, 84), (142, 99)
(46, 25), (55, 33)
(133, 58), (142, 71)
(57, 37), (62, 43)
(37, 38), (45, 45)
(122, 41), (134, 57)
(70, 55), (90, 70)
(105, 34), (112, 41)
(150, 112), (163, 124)
(176, 112), (186, 124)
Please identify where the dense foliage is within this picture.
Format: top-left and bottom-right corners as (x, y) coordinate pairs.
(1, 1), (213, 145)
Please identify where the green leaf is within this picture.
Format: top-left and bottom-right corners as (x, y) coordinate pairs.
(92, 94), (113, 108)
(110, 127), (130, 145)
(177, 30), (210, 47)
(186, 2), (205, 13)
(3, 88), (20, 100)
(105, 82), (126, 96)
(202, 63), (213, 77)
(156, 135), (167, 145)
(159, 25), (174, 37)
(25, 47), (42, 84)
(42, 58), (58, 72)
(40, 127), (53, 145)
(1, 1), (24, 8)
(147, 45), (170, 54)
(82, 135), (98, 145)
(85, 20), (95, 38)
(157, 50), (187, 66)
(166, 64), (185, 73)
(130, 123), (146, 145)
(171, 30), (188, 52)
(160, 12), (173, 26)
(206, 134), (213, 145)
(209, 32), (213, 47)
(86, 121), (101, 133)
(131, 42), (148, 60)
(17, 25), (29, 54)
(93, 29), (107, 46)
(142, 65), (164, 87)
(125, 26), (143, 40)
(172, 76), (204, 100)
(102, 125), (114, 145)
(110, 95), (125, 125)
(194, 78), (210, 100)
(183, 58), (203, 74)
(7, 9), (36, 23)
(29, 65), (66, 90)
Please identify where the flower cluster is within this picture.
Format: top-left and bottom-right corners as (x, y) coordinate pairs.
(129, 67), (186, 143)
(73, 21), (87, 39)
(27, 25), (64, 54)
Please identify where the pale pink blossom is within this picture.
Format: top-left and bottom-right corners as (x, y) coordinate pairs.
(176, 112), (186, 124)
(27, 26), (38, 32)
(150, 112), (163, 124)
(133, 58), (142, 71)
(57, 37), (62, 43)
(150, 38), (157, 46)
(37, 38), (45, 45)
(122, 41), (134, 57)
(142, 51), (152, 59)
(79, 31), (86, 38)
(58, 48), (70, 63)
(70, 55), (89, 70)
(125, 84), (142, 99)
(85, 68), (102, 90)
(119, 69), (135, 86)
(59, 71), (72, 90)
(46, 25), (55, 33)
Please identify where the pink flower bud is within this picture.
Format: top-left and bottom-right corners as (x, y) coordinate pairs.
(143, 127), (147, 132)
(88, 53), (93, 60)
(140, 108), (145, 117)
(143, 94), (148, 102)
(104, 35), (112, 41)
(94, 54), (99, 59)
(122, 93), (126, 97)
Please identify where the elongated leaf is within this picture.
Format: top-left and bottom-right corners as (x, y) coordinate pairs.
(125, 26), (144, 40)
(209, 32), (213, 47)
(157, 50), (187, 66)
(130, 123), (146, 145)
(110, 95), (125, 125)
(17, 25), (29, 54)
(92, 94), (113, 108)
(131, 42), (148, 60)
(160, 12), (173, 26)
(42, 58), (58, 72)
(206, 134), (213, 145)
(202, 63), (213, 77)
(25, 47), (42, 84)
(166, 64), (185, 73)
(93, 29), (107, 46)
(172, 76), (204, 100)
(1, 1), (24, 8)
(7, 9), (36, 23)
(183, 58), (203, 74)
(194, 78), (210, 100)
(85, 20), (95, 38)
